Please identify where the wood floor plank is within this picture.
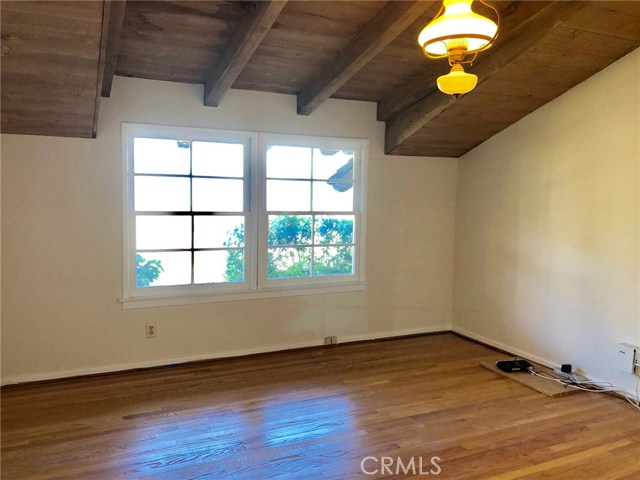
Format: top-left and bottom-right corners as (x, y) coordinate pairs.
(1, 334), (638, 479)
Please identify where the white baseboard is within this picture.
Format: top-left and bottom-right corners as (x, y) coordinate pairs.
(1, 325), (450, 386)
(339, 325), (450, 344)
(1, 340), (323, 386)
(451, 326), (559, 369)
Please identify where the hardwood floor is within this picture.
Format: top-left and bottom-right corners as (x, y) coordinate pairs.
(2, 333), (639, 479)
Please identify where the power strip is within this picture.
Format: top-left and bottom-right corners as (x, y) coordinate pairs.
(552, 368), (573, 380)
(552, 368), (585, 382)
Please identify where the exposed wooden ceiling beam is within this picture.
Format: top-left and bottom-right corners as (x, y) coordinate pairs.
(93, 0), (114, 138)
(101, 0), (127, 98)
(204, 1), (287, 107)
(376, 64), (442, 123)
(384, 0), (588, 155)
(296, 0), (433, 116)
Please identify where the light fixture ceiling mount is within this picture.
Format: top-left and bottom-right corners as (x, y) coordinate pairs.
(417, 0), (500, 97)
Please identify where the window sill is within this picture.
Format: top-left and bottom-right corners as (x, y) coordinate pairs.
(120, 282), (366, 309)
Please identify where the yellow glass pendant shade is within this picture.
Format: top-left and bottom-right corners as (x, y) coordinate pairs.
(418, 0), (499, 59)
(437, 64), (478, 96)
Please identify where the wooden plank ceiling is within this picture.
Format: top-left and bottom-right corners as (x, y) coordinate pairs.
(1, 1), (639, 156)
(1, 1), (106, 137)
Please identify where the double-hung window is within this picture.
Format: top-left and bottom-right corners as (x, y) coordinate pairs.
(122, 124), (366, 308)
(261, 134), (362, 287)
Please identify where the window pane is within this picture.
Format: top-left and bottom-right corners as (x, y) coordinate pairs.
(314, 215), (354, 244)
(268, 247), (311, 279)
(314, 246), (354, 276)
(194, 216), (244, 249)
(268, 215), (311, 246)
(266, 146), (311, 179)
(194, 250), (244, 284)
(136, 251), (191, 287)
(193, 178), (243, 212)
(135, 176), (190, 212)
(192, 141), (244, 178)
(136, 216), (191, 250)
(313, 149), (354, 180)
(267, 180), (310, 211)
(134, 138), (190, 175)
(312, 181), (353, 212)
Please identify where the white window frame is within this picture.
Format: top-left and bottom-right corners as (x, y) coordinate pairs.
(258, 133), (366, 290)
(121, 123), (367, 309)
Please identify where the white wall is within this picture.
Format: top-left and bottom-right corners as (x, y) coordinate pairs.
(452, 49), (640, 392)
(1, 77), (458, 384)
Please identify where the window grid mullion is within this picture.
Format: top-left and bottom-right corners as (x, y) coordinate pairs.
(189, 141), (195, 286)
(311, 213), (316, 277)
(266, 176), (352, 183)
(264, 243), (354, 250)
(137, 247), (245, 253)
(133, 172), (244, 180)
(134, 211), (245, 216)
(308, 150), (314, 277)
(265, 210), (356, 216)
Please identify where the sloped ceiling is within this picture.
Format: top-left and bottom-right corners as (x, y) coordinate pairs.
(1, 1), (639, 156)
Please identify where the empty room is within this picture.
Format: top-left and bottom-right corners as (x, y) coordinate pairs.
(1, 0), (639, 478)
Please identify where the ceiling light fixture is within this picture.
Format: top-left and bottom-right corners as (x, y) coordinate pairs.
(418, 0), (500, 97)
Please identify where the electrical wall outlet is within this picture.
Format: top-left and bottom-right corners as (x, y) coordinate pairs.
(324, 336), (337, 345)
(146, 322), (157, 339)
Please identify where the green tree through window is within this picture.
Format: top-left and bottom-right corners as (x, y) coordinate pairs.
(136, 254), (164, 287)
(137, 216), (354, 286)
(224, 215), (354, 281)
(223, 223), (245, 283)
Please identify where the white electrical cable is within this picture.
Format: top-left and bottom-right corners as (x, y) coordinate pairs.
(532, 370), (629, 395)
(531, 370), (640, 410)
(541, 371), (616, 388)
(529, 368), (640, 411)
